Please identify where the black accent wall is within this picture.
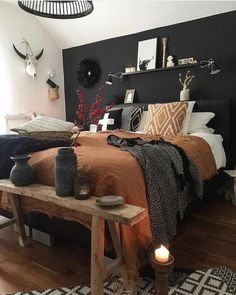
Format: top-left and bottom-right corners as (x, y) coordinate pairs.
(63, 11), (236, 167)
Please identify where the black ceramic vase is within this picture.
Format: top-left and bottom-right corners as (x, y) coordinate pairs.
(55, 147), (77, 197)
(10, 155), (35, 186)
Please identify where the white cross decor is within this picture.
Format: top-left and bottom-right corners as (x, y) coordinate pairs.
(99, 113), (114, 131)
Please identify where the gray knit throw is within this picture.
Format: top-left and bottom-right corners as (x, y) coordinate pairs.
(107, 135), (203, 244)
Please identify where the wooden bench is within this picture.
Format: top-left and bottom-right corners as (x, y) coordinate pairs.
(0, 179), (147, 295)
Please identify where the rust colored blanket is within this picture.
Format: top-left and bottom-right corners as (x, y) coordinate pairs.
(1, 130), (217, 270)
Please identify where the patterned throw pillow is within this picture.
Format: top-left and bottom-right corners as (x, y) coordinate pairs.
(144, 102), (188, 136)
(121, 107), (143, 132)
(99, 109), (123, 131)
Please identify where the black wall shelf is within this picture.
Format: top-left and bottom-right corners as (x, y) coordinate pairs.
(122, 63), (198, 77)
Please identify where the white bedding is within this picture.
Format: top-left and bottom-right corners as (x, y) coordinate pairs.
(135, 131), (226, 170)
(190, 132), (226, 170)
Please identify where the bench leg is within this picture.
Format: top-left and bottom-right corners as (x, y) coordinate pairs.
(104, 221), (123, 279)
(91, 216), (105, 295)
(8, 193), (28, 247)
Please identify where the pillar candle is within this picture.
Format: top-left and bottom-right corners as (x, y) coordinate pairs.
(155, 245), (169, 263)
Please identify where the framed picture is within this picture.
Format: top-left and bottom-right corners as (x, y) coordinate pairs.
(137, 38), (157, 71)
(124, 89), (135, 104)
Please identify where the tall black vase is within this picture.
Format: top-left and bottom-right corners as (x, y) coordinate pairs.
(55, 147), (77, 197)
(10, 154), (35, 186)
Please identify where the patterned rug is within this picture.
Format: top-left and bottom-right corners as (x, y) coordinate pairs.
(6, 266), (236, 295)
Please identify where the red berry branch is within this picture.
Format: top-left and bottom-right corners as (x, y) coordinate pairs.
(70, 86), (114, 149)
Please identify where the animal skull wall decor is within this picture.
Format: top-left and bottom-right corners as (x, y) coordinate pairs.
(13, 38), (44, 77)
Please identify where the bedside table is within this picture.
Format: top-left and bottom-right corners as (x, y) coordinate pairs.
(224, 170), (236, 206)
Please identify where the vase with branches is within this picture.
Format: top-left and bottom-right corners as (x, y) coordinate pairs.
(179, 70), (195, 101)
(69, 85), (114, 149)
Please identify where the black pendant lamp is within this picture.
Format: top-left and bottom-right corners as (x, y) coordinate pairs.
(18, 1), (94, 19)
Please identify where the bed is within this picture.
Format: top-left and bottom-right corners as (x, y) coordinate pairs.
(0, 99), (231, 270)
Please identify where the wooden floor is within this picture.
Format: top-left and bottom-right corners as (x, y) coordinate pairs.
(0, 196), (236, 294)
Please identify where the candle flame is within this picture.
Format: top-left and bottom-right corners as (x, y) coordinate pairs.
(159, 245), (169, 252)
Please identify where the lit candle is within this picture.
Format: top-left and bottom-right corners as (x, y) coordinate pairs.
(155, 245), (169, 263)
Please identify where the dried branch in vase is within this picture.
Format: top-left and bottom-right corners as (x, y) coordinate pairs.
(179, 70), (195, 90)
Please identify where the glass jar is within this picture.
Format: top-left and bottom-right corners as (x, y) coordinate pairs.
(74, 168), (90, 200)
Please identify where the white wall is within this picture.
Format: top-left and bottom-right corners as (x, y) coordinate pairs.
(37, 1), (236, 49)
(0, 1), (66, 134)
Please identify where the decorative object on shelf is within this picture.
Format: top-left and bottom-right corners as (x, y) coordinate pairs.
(179, 70), (195, 101)
(10, 154), (35, 186)
(77, 59), (101, 88)
(13, 38), (44, 78)
(166, 55), (175, 67)
(137, 38), (157, 71)
(162, 37), (168, 67)
(18, 0), (94, 19)
(96, 195), (124, 207)
(70, 86), (114, 147)
(178, 57), (197, 65)
(125, 66), (136, 73)
(74, 168), (90, 200)
(124, 89), (135, 104)
(55, 147), (77, 196)
(105, 72), (123, 85)
(150, 246), (174, 295)
(199, 59), (221, 75)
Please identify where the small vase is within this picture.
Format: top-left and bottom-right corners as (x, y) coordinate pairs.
(180, 88), (190, 101)
(10, 155), (35, 186)
(55, 147), (77, 197)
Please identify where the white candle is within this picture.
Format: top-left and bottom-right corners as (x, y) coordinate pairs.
(155, 245), (169, 263)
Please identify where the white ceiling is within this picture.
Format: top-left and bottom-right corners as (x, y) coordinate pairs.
(5, 1), (236, 49)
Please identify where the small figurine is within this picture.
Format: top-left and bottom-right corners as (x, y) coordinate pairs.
(167, 55), (175, 67)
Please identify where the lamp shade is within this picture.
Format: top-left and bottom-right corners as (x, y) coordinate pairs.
(18, 1), (94, 19)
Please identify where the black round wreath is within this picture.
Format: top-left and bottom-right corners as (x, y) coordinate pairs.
(77, 59), (101, 88)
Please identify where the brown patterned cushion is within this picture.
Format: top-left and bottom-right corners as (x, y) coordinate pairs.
(144, 102), (188, 135)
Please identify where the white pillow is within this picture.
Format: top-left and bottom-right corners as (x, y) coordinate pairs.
(181, 101), (196, 135)
(137, 111), (148, 132)
(11, 115), (75, 132)
(188, 112), (215, 134)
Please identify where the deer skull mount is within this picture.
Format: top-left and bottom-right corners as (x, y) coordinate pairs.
(13, 39), (44, 78)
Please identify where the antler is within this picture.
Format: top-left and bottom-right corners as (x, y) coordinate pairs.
(13, 44), (26, 59)
(36, 49), (44, 60)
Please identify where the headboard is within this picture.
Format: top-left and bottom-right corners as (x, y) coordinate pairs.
(115, 99), (231, 166)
